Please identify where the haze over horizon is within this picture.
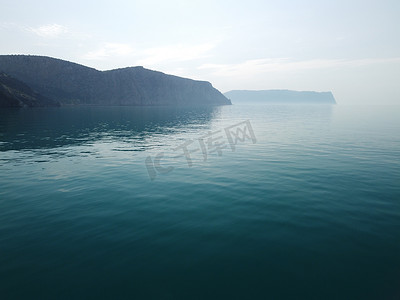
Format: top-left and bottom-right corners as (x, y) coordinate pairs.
(1, 0), (399, 105)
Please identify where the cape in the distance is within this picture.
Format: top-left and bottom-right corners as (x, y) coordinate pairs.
(0, 55), (231, 107)
(224, 90), (336, 104)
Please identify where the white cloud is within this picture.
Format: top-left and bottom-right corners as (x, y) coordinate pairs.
(28, 24), (68, 38)
(198, 57), (400, 77)
(136, 43), (215, 66)
(83, 43), (135, 60)
(0, 22), (17, 30)
(82, 42), (216, 66)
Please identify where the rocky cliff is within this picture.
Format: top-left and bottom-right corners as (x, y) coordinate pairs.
(0, 55), (231, 106)
(0, 72), (59, 107)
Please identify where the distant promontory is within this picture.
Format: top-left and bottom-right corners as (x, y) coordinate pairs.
(224, 90), (336, 104)
(0, 55), (231, 107)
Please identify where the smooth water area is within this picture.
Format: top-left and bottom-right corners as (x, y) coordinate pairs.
(1, 104), (399, 299)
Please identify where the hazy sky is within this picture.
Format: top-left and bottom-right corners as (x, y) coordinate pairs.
(1, 0), (399, 104)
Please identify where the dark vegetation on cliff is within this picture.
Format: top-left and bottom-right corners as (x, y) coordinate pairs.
(0, 72), (59, 107)
(0, 55), (231, 107)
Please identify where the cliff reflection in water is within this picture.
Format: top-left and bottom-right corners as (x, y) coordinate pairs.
(0, 105), (222, 152)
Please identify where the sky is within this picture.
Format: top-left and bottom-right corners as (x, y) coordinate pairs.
(1, 0), (399, 104)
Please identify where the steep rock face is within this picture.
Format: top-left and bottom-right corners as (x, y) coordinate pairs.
(101, 67), (225, 105)
(0, 55), (231, 106)
(224, 90), (336, 104)
(0, 72), (60, 107)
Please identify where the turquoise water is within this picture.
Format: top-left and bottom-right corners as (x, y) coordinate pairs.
(1, 104), (400, 299)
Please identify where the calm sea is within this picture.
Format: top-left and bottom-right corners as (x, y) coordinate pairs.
(0, 104), (399, 299)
